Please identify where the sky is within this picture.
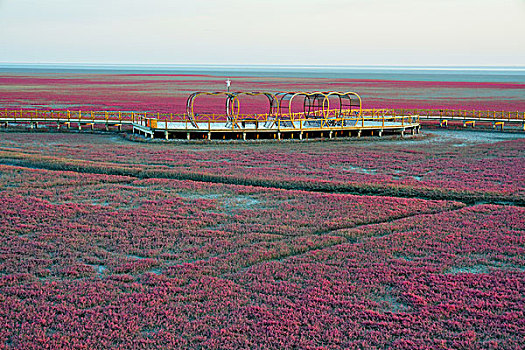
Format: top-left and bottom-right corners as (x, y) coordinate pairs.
(0, 0), (524, 66)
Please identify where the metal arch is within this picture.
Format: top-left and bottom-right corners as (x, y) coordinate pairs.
(322, 91), (362, 119)
(228, 91), (280, 118)
(304, 92), (330, 117)
(275, 91), (362, 127)
(276, 92), (303, 127)
(278, 91), (331, 127)
(277, 91), (324, 125)
(341, 91), (362, 117)
(285, 91), (330, 116)
(184, 90), (363, 128)
(318, 91), (362, 127)
(276, 91), (300, 116)
(225, 94), (239, 120)
(185, 91), (236, 128)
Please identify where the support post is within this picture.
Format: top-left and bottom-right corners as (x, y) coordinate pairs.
(494, 121), (504, 131)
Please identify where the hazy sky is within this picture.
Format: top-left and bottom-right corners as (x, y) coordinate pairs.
(1, 0), (524, 66)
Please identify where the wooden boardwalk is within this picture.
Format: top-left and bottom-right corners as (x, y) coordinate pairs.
(1, 108), (524, 140)
(132, 114), (420, 140)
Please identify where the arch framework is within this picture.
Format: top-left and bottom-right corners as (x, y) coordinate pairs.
(275, 91), (362, 127)
(186, 92), (237, 128)
(185, 91), (362, 128)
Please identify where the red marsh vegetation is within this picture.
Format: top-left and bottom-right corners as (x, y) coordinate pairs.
(0, 131), (523, 349)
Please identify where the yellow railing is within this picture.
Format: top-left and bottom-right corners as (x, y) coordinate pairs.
(1, 107), (523, 132)
(133, 112), (419, 132)
(393, 108), (525, 121)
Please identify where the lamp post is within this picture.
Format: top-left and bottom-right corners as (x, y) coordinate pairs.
(226, 78), (231, 92)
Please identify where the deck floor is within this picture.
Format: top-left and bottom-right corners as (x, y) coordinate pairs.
(132, 117), (421, 140)
(145, 119), (418, 131)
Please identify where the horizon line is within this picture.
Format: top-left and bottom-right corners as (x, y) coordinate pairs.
(1, 62), (525, 71)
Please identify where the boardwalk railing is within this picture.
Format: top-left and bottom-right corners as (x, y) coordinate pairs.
(393, 108), (524, 121)
(1, 107), (523, 131)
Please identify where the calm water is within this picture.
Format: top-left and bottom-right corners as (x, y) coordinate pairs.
(1, 64), (525, 83)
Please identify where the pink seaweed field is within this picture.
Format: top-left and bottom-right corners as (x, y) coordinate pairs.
(1, 73), (524, 113)
(0, 130), (524, 349)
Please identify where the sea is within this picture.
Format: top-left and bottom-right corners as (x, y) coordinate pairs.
(1, 64), (525, 83)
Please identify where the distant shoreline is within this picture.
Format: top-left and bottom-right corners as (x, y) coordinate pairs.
(1, 63), (525, 70)
(1, 63), (524, 83)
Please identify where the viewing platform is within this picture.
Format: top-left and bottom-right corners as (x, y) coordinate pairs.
(131, 113), (420, 140)
(132, 90), (420, 140)
(0, 89), (523, 140)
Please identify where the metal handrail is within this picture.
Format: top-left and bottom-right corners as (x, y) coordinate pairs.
(1, 108), (523, 131)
